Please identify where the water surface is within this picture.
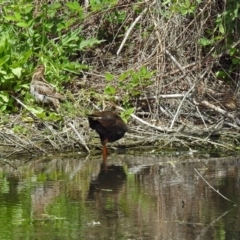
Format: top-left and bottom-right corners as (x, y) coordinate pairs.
(0, 152), (239, 240)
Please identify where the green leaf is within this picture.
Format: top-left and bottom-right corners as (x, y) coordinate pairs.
(36, 112), (62, 121)
(121, 108), (135, 122)
(229, 47), (236, 56)
(198, 37), (212, 46)
(4, 15), (17, 21)
(79, 38), (104, 50)
(14, 82), (28, 91)
(141, 66), (147, 73)
(0, 105), (7, 112)
(0, 69), (7, 75)
(124, 107), (135, 115)
(119, 71), (129, 81)
(66, 1), (82, 11)
(62, 62), (89, 73)
(16, 21), (29, 28)
(11, 67), (22, 78)
(215, 71), (227, 79)
(18, 49), (32, 64)
(163, 0), (171, 5)
(104, 85), (116, 95)
(14, 12), (21, 21)
(105, 72), (114, 81)
(27, 106), (44, 115)
(0, 91), (9, 103)
(49, 3), (61, 10)
(232, 58), (240, 65)
(61, 28), (82, 46)
(22, 4), (33, 14)
(219, 23), (225, 34)
(0, 55), (10, 67)
(233, 8), (238, 19)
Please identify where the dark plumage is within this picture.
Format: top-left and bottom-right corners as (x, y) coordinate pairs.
(88, 111), (127, 162)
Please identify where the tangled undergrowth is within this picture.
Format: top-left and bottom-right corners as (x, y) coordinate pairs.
(0, 0), (240, 156)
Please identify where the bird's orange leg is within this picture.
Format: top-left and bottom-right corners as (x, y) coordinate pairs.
(102, 140), (108, 165)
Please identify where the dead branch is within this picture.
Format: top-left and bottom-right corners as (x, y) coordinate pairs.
(194, 168), (235, 204)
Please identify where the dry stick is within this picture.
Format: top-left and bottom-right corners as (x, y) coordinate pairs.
(47, 137), (60, 150)
(147, 0), (212, 75)
(165, 62), (199, 76)
(217, 38), (240, 59)
(199, 100), (235, 120)
(117, 5), (149, 55)
(194, 168), (235, 204)
(159, 106), (174, 118)
(170, 68), (210, 129)
(153, 18), (201, 129)
(170, 84), (196, 129)
(138, 93), (187, 100)
(87, 99), (101, 111)
(195, 106), (208, 130)
(193, 98), (237, 128)
(1, 132), (37, 153)
(225, 121), (240, 129)
(196, 208), (234, 240)
(153, 16), (191, 87)
(180, 133), (233, 150)
(231, 38), (240, 48)
(165, 49), (192, 86)
(69, 155), (90, 180)
(0, 158), (18, 170)
(9, 134), (35, 152)
(12, 96), (61, 151)
(110, 94), (187, 102)
(84, 0), (89, 8)
(0, 143), (15, 147)
(68, 122), (90, 153)
(4, 149), (25, 159)
(170, 0), (211, 54)
(115, 105), (176, 133)
(212, 118), (224, 130)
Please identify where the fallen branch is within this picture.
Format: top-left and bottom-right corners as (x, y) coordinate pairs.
(68, 122), (90, 153)
(115, 105), (176, 133)
(194, 99), (235, 120)
(117, 5), (149, 55)
(194, 168), (235, 204)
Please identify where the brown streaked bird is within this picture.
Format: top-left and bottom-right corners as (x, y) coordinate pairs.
(223, 96), (237, 111)
(88, 111), (127, 163)
(30, 65), (65, 110)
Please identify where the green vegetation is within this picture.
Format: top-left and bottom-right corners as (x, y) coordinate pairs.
(0, 0), (101, 113)
(0, 0), (240, 151)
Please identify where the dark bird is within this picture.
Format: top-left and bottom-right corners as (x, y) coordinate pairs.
(88, 111), (127, 163)
(30, 65), (65, 110)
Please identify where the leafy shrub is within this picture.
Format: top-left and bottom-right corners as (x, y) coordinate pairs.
(0, 0), (103, 113)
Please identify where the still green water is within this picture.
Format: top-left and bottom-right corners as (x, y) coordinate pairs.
(0, 153), (239, 240)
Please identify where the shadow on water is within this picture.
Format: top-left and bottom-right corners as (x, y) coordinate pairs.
(88, 163), (127, 199)
(0, 153), (240, 239)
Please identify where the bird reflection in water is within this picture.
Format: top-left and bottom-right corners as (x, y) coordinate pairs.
(88, 163), (127, 200)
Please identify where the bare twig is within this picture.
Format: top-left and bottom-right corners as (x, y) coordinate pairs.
(115, 105), (176, 133)
(68, 122), (90, 153)
(196, 208), (234, 240)
(12, 95), (66, 151)
(198, 100), (235, 120)
(117, 7), (149, 55)
(179, 133), (233, 150)
(170, 84), (195, 129)
(194, 168), (235, 204)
